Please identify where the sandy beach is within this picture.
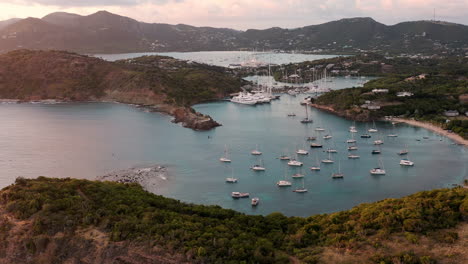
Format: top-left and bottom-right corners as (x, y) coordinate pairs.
(390, 118), (467, 147)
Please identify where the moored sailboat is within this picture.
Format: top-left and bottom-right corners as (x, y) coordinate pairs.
(219, 144), (232, 162)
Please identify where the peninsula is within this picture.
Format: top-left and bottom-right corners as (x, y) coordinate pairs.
(0, 50), (243, 130)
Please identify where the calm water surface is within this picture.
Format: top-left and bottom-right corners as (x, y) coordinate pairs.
(0, 95), (466, 217)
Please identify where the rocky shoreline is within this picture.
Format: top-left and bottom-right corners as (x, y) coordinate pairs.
(97, 165), (171, 193)
(309, 103), (373, 122)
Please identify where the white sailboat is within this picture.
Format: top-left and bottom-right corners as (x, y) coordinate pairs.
(321, 152), (334, 164)
(277, 166), (292, 187)
(300, 105), (313, 124)
(231, 192), (249, 198)
(370, 157), (386, 175)
(219, 145), (232, 162)
(310, 152), (321, 171)
(251, 197), (260, 206)
(346, 131), (357, 143)
(293, 178), (308, 193)
(332, 160), (344, 178)
(399, 158), (415, 166)
(225, 168), (238, 183)
(347, 152), (360, 159)
(251, 159), (266, 171)
(296, 143), (309, 155)
(349, 121), (358, 133)
(251, 144), (262, 155)
(292, 167), (305, 178)
(287, 155), (303, 167)
(398, 144), (409, 155)
(368, 120), (378, 133)
(387, 123), (398, 137)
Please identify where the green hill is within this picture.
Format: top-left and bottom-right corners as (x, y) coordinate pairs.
(0, 49), (242, 130)
(0, 177), (467, 263)
(1, 11), (467, 54)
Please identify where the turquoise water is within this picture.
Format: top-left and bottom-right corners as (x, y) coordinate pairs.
(95, 51), (340, 67)
(0, 95), (466, 217)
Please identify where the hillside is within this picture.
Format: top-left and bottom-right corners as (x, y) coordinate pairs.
(0, 49), (242, 130)
(0, 177), (467, 263)
(0, 12), (467, 54)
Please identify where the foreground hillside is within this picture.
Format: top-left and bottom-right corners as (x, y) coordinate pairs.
(0, 11), (467, 54)
(0, 49), (242, 130)
(0, 177), (467, 263)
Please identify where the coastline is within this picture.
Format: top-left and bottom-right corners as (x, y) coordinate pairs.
(389, 118), (467, 147)
(0, 99), (221, 131)
(308, 102), (467, 146)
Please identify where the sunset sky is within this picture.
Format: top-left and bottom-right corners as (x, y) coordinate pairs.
(0, 0), (467, 29)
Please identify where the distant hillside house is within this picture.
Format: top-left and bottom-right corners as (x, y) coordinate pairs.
(405, 74), (427, 82)
(361, 101), (381, 110)
(372, 89), (389, 93)
(444, 110), (460, 117)
(397, 92), (414, 97)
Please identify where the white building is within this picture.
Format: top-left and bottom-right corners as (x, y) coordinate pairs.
(397, 92), (414, 97)
(372, 89), (389, 93)
(444, 110), (459, 117)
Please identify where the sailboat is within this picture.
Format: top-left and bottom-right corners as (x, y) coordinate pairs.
(225, 167), (238, 183)
(323, 132), (333, 140)
(349, 121), (358, 133)
(347, 152), (360, 159)
(296, 143), (309, 155)
(398, 145), (409, 155)
(373, 133), (384, 145)
(346, 132), (357, 143)
(277, 166), (292, 187)
(219, 145), (232, 162)
(251, 159), (266, 171)
(332, 160), (344, 178)
(387, 123), (398, 137)
(361, 123), (371, 138)
(293, 178), (308, 193)
(300, 105), (313, 123)
(347, 144), (358, 151)
(368, 120), (378, 133)
(251, 144), (262, 155)
(287, 154), (303, 167)
(251, 197), (260, 206)
(370, 157), (386, 175)
(310, 152), (321, 171)
(399, 158), (415, 166)
(292, 166), (305, 178)
(321, 152), (334, 164)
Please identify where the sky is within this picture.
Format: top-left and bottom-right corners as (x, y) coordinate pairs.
(0, 0), (467, 29)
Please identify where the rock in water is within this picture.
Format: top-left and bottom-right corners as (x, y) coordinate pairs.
(172, 107), (221, 130)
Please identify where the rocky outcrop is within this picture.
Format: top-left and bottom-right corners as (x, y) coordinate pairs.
(171, 107), (221, 130)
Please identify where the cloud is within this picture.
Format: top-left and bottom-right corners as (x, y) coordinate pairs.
(0, 0), (467, 29)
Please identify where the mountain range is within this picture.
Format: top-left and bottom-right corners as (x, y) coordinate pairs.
(0, 11), (467, 54)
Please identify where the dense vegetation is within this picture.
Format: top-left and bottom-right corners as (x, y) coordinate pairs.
(1, 177), (467, 263)
(0, 50), (242, 107)
(298, 55), (468, 138)
(2, 12), (468, 55)
(116, 55), (242, 106)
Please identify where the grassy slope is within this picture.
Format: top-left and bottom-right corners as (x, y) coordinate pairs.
(1, 177), (467, 263)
